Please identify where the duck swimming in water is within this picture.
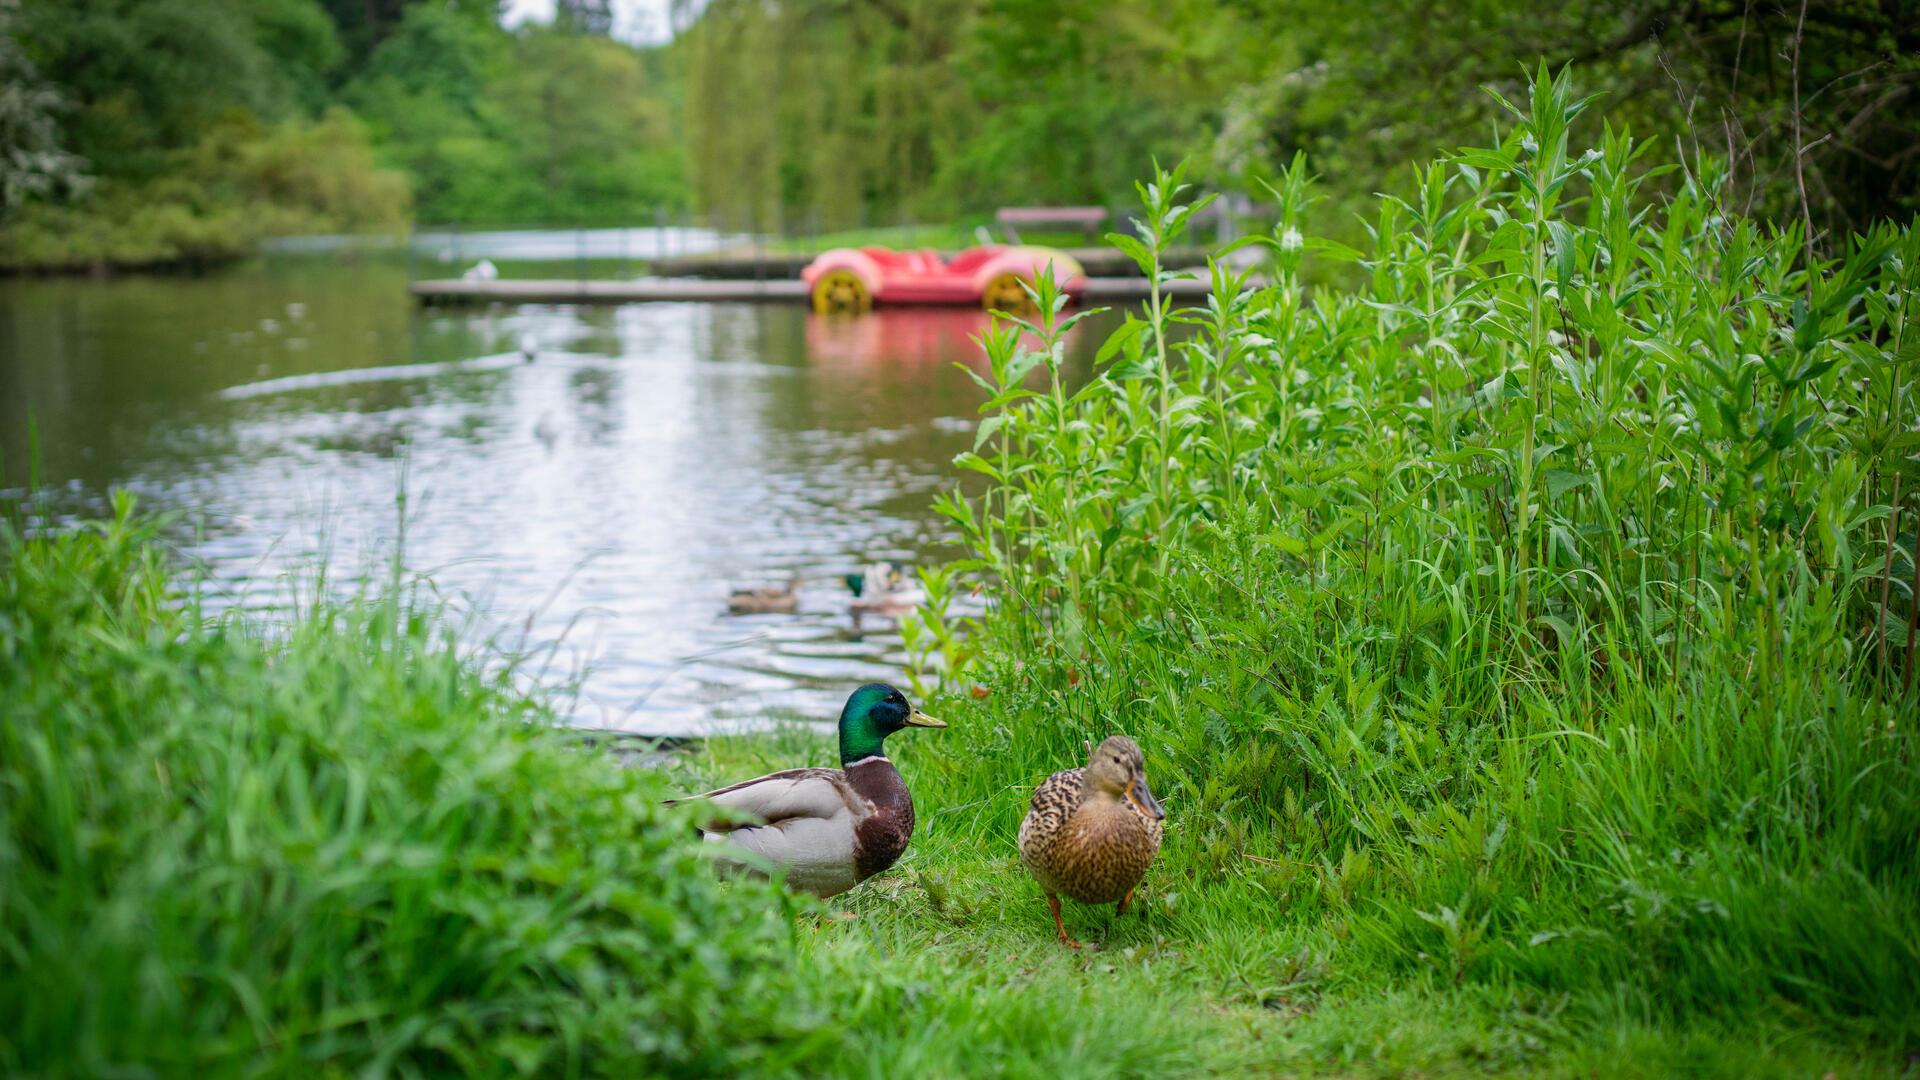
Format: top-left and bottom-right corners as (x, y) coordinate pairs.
(728, 570), (802, 614)
(844, 561), (924, 615)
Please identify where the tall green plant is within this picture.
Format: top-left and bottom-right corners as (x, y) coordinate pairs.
(929, 65), (1919, 1039)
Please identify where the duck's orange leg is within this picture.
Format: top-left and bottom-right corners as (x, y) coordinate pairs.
(1116, 887), (1135, 917)
(1047, 893), (1082, 949)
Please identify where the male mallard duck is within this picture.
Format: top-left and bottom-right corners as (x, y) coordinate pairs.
(672, 683), (945, 897)
(1017, 735), (1165, 948)
(844, 560), (924, 614)
(728, 570), (802, 614)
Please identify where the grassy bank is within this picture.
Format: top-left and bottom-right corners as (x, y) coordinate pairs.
(679, 726), (1910, 1077)
(0, 499), (823, 1076)
(1, 499), (1908, 1077)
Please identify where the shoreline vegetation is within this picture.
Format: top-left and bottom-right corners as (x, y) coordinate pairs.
(5, 2), (1915, 276)
(5, 66), (1919, 1077)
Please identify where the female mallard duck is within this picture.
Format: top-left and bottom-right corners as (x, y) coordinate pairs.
(672, 683), (945, 897)
(844, 561), (924, 614)
(1018, 735), (1165, 948)
(728, 570), (802, 614)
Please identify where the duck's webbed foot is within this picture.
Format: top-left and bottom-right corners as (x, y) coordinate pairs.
(1047, 893), (1082, 949)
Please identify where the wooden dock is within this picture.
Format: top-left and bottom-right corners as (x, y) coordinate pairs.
(410, 276), (1220, 305)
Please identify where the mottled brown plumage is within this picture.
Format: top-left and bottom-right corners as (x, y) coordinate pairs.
(1018, 735), (1165, 947)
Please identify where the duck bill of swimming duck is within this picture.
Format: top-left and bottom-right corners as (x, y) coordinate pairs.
(904, 708), (946, 729)
(1126, 775), (1165, 820)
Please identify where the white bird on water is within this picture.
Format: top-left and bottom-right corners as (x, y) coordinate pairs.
(463, 259), (498, 281)
(533, 411), (560, 449)
(520, 333), (538, 362)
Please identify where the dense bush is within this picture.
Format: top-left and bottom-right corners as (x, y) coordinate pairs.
(914, 66), (1920, 1040)
(0, 110), (408, 272)
(0, 496), (820, 1076)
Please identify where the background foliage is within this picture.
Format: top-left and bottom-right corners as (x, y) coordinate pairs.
(4, 0), (1914, 270)
(0, 0), (683, 269)
(677, 0), (1918, 235)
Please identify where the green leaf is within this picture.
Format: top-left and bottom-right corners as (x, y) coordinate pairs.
(951, 452), (1002, 481)
(1456, 148), (1514, 170)
(1105, 232), (1155, 274)
(1544, 469), (1592, 498)
(973, 415), (1007, 452)
(1535, 614), (1576, 648)
(952, 361), (997, 395)
(1004, 349), (1046, 387)
(1881, 339), (1920, 368)
(1305, 237), (1365, 261)
(1096, 318), (1146, 365)
(1260, 532), (1308, 556)
(1546, 220), (1577, 290)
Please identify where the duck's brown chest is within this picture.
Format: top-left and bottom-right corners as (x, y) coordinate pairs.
(1025, 803), (1161, 904)
(847, 758), (916, 881)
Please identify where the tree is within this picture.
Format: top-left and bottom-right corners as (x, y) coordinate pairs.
(0, 0), (89, 216)
(11, 0), (345, 180)
(677, 0), (1264, 226)
(1225, 0), (1918, 235)
(492, 29), (681, 217)
(348, 7), (683, 223)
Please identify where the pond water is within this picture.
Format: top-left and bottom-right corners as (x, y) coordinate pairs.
(0, 247), (1103, 734)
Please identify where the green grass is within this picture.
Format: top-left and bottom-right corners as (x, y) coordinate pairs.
(676, 726), (1910, 1078)
(0, 498), (826, 1077)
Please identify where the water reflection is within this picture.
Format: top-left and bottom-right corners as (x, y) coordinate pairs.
(0, 261), (1108, 733)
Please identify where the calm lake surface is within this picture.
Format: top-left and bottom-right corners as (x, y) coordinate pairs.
(0, 245), (1104, 734)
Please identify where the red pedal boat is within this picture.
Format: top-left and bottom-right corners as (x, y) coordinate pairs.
(801, 245), (1086, 313)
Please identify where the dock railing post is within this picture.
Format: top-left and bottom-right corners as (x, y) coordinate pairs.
(762, 206), (777, 283)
